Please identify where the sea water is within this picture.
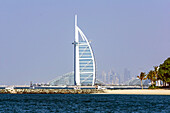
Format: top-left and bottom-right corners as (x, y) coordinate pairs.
(0, 94), (169, 112)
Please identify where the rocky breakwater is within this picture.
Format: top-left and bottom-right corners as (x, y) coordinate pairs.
(0, 89), (104, 94)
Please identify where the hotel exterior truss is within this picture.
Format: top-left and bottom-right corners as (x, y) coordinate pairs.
(72, 15), (96, 86)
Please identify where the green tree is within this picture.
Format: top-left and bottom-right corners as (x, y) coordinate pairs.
(147, 66), (158, 86)
(154, 66), (158, 79)
(147, 70), (154, 86)
(158, 57), (170, 86)
(137, 72), (147, 89)
(153, 66), (159, 85)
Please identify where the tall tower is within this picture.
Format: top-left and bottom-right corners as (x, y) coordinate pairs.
(73, 15), (96, 86)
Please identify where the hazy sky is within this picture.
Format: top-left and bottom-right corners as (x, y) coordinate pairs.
(0, 0), (170, 85)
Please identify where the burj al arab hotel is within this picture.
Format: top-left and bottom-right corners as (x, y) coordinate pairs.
(72, 15), (96, 86)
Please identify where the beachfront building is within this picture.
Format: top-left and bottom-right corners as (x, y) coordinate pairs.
(72, 15), (96, 86)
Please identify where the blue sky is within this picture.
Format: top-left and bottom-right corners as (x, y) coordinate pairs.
(0, 0), (170, 85)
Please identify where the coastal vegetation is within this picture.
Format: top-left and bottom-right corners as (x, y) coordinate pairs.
(147, 66), (158, 89)
(137, 72), (147, 89)
(138, 57), (170, 89)
(158, 58), (170, 86)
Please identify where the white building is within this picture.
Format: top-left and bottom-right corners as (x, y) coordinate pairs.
(73, 15), (96, 86)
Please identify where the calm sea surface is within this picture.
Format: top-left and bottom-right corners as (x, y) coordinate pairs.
(0, 94), (170, 113)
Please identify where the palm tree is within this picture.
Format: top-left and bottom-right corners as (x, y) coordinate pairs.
(147, 70), (154, 86)
(154, 66), (158, 76)
(153, 66), (159, 85)
(147, 69), (157, 86)
(137, 72), (147, 89)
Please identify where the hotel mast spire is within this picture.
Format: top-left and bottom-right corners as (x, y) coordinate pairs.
(73, 15), (96, 86)
(74, 15), (80, 85)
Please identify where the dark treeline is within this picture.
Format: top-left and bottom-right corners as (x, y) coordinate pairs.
(138, 57), (170, 89)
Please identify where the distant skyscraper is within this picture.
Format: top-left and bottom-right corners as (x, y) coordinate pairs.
(124, 68), (131, 83)
(109, 70), (120, 85)
(114, 76), (119, 85)
(102, 71), (107, 84)
(108, 70), (114, 84)
(72, 15), (96, 86)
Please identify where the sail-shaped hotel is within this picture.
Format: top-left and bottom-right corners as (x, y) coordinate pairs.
(73, 15), (96, 86)
(49, 15), (96, 86)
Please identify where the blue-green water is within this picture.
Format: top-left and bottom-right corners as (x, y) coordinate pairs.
(0, 94), (170, 112)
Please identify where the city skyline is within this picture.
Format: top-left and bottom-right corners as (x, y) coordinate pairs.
(99, 68), (134, 85)
(0, 1), (170, 85)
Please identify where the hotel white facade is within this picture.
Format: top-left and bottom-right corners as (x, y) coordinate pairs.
(73, 15), (96, 86)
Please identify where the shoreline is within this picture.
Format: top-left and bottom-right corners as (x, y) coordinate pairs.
(0, 89), (170, 95)
(94, 89), (170, 95)
(0, 89), (104, 94)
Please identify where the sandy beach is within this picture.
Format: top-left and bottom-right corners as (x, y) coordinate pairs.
(97, 89), (170, 95)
